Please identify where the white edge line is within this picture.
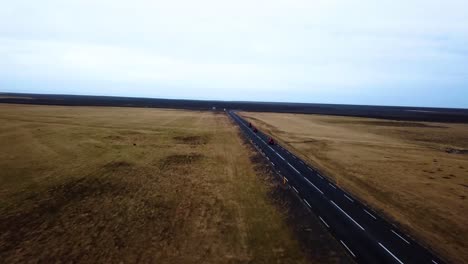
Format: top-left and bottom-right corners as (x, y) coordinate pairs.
(391, 230), (411, 244)
(378, 242), (404, 264)
(319, 216), (330, 228)
(432, 260), (439, 264)
(340, 240), (356, 258)
(344, 194), (354, 202)
(303, 199), (311, 208)
(330, 200), (365, 231)
(329, 183), (337, 189)
(277, 153), (286, 160)
(364, 209), (377, 220)
(303, 177), (324, 194)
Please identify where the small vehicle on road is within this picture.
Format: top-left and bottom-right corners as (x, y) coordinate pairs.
(268, 137), (275, 145)
(248, 122), (252, 128)
(253, 127), (258, 133)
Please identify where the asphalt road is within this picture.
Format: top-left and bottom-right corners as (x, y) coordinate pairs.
(228, 110), (445, 264)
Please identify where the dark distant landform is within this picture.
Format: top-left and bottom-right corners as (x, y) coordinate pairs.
(1, 92), (467, 123)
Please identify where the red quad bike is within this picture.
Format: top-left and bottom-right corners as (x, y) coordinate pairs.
(268, 137), (275, 145)
(253, 127), (258, 133)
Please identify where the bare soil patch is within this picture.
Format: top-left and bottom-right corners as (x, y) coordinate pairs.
(159, 153), (204, 169)
(173, 135), (210, 145)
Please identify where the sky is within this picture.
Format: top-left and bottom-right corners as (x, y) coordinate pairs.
(1, 0), (467, 108)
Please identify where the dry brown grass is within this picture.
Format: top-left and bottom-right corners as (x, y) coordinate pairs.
(240, 111), (468, 264)
(0, 104), (311, 263)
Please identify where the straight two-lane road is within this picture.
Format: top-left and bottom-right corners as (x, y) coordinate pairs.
(228, 110), (444, 264)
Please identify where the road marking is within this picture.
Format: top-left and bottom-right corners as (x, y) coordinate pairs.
(303, 199), (312, 208)
(271, 162), (275, 166)
(378, 242), (404, 264)
(319, 216), (330, 228)
(292, 186), (299, 194)
(299, 160), (304, 164)
(277, 153), (286, 160)
(391, 230), (411, 244)
(432, 260), (439, 264)
(330, 200), (365, 231)
(344, 194), (354, 202)
(303, 177), (324, 194)
(329, 183), (337, 189)
(288, 163), (301, 175)
(317, 174), (324, 179)
(364, 209), (377, 220)
(340, 240), (356, 258)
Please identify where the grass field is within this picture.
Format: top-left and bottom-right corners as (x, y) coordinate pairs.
(0, 104), (318, 263)
(240, 111), (468, 264)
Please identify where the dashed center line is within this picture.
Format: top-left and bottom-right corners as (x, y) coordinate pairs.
(277, 153), (286, 160)
(330, 200), (365, 231)
(319, 216), (330, 228)
(303, 177), (324, 194)
(391, 230), (411, 244)
(292, 186), (299, 194)
(303, 199), (312, 208)
(329, 183), (337, 189)
(287, 163), (301, 175)
(340, 240), (356, 258)
(379, 242), (404, 264)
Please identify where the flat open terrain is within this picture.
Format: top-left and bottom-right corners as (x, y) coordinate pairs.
(0, 104), (317, 263)
(240, 111), (468, 264)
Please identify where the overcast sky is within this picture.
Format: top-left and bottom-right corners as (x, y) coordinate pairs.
(1, 0), (467, 107)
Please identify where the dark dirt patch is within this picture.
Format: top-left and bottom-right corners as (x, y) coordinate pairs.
(350, 120), (447, 128)
(445, 148), (468, 155)
(173, 135), (210, 145)
(103, 161), (133, 172)
(0, 177), (131, 255)
(159, 153), (204, 169)
(104, 135), (123, 140)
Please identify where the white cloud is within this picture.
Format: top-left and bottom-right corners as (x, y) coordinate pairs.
(0, 0), (467, 106)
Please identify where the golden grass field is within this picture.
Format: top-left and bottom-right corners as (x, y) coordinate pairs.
(240, 111), (468, 264)
(0, 104), (319, 263)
